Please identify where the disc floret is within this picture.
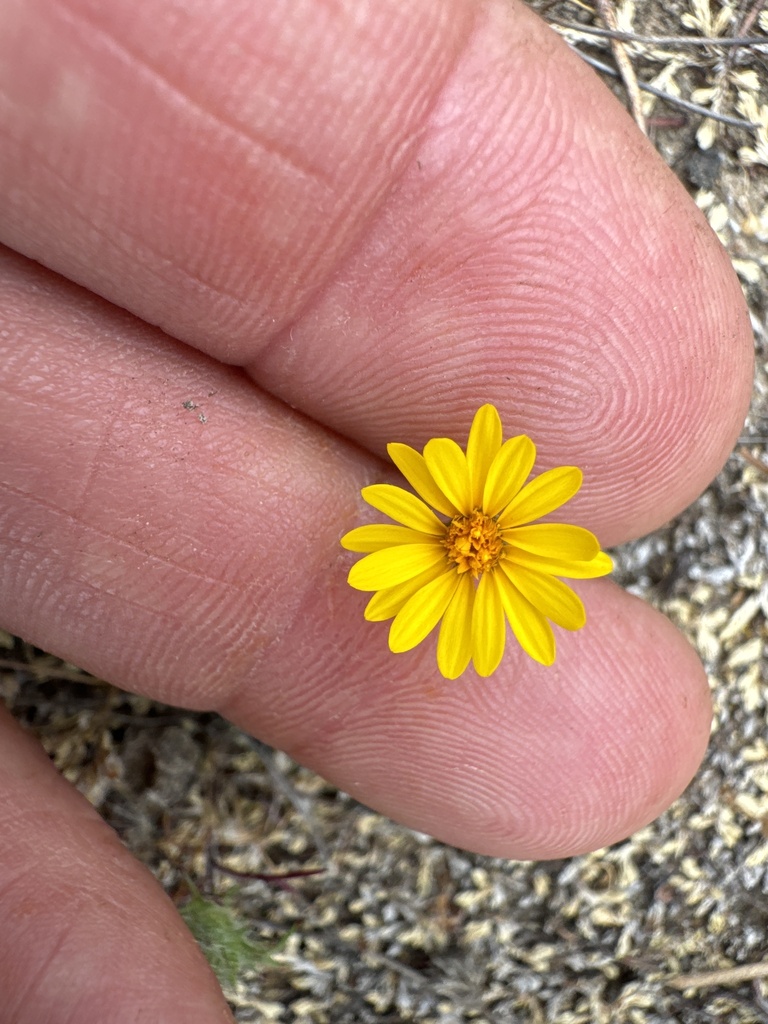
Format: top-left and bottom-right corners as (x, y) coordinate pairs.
(445, 509), (503, 578)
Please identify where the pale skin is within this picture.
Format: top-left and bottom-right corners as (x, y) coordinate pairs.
(0, 0), (755, 1020)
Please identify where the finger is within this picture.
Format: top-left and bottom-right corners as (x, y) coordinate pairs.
(0, 250), (710, 858)
(0, 0), (473, 358)
(0, 0), (753, 545)
(0, 705), (233, 1024)
(244, 4), (752, 546)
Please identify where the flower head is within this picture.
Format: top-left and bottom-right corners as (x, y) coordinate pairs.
(341, 404), (612, 679)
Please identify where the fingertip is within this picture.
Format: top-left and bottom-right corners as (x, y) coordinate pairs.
(247, 0), (753, 546)
(0, 707), (234, 1024)
(223, 577), (710, 861)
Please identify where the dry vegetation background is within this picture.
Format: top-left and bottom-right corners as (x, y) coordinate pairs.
(3, 1), (768, 1021)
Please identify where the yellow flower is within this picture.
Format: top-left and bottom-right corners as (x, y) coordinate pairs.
(341, 404), (612, 679)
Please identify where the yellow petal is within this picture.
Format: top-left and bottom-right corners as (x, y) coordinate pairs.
(504, 523), (599, 561)
(482, 436), (536, 517)
(497, 466), (583, 528)
(364, 564), (448, 621)
(341, 524), (438, 552)
(503, 563), (585, 630)
(496, 571), (556, 666)
(503, 547), (613, 579)
(423, 437), (472, 514)
(437, 572), (474, 679)
(581, 551), (613, 576)
(348, 543), (447, 591)
(387, 442), (459, 517)
(471, 571), (506, 677)
(361, 484), (446, 534)
(388, 569), (460, 653)
(466, 404), (502, 509)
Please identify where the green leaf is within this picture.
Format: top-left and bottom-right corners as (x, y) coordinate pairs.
(179, 883), (286, 991)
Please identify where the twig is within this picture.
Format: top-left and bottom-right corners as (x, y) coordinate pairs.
(720, 0), (768, 85)
(210, 858), (325, 888)
(595, 0), (646, 132)
(668, 960), (768, 990)
(571, 48), (759, 128)
(740, 0), (768, 37)
(738, 446), (768, 474)
(551, 18), (768, 47)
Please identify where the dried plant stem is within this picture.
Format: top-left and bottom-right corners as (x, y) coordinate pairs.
(720, 0), (768, 84)
(668, 961), (768, 990)
(738, 447), (768, 474)
(551, 19), (768, 47)
(572, 49), (758, 128)
(596, 0), (647, 133)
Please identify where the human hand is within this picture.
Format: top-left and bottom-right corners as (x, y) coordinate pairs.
(0, 0), (753, 1020)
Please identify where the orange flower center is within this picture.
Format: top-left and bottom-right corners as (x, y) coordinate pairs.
(444, 509), (503, 578)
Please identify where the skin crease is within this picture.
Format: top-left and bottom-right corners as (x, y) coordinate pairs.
(0, 0), (755, 1021)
